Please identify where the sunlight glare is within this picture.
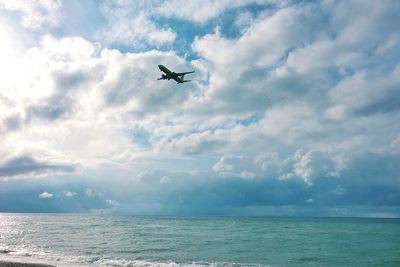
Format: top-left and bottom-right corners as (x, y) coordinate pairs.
(0, 24), (19, 87)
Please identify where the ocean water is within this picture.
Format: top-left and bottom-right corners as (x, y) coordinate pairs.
(0, 214), (399, 267)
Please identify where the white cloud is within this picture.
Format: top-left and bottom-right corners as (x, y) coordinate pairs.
(183, 5), (328, 125)
(0, 34), (197, 170)
(289, 150), (339, 185)
(40, 34), (99, 61)
(86, 188), (99, 198)
(160, 175), (171, 184)
(286, 40), (342, 75)
(212, 150), (340, 184)
(330, 0), (400, 47)
(327, 66), (400, 118)
(157, 0), (286, 23)
(240, 170), (256, 179)
(192, 5), (322, 68)
(213, 153), (271, 179)
(64, 191), (76, 197)
(0, 0), (62, 30)
(2, 1), (398, 178)
(100, 2), (176, 48)
(39, 191), (53, 198)
(106, 199), (119, 206)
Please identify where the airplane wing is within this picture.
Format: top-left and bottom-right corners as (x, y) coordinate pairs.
(175, 70), (195, 76)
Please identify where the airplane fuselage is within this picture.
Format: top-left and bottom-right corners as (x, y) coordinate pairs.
(158, 64), (194, 83)
(158, 64), (184, 83)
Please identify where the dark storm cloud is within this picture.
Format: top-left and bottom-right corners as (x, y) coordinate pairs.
(114, 150), (400, 215)
(0, 155), (74, 177)
(334, 153), (400, 206)
(1, 151), (399, 215)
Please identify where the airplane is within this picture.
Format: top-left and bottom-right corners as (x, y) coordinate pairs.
(157, 64), (194, 84)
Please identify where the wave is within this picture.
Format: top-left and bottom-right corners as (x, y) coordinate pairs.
(2, 250), (270, 267)
(0, 249), (32, 257)
(1, 249), (270, 267)
(0, 249), (14, 254)
(92, 258), (269, 267)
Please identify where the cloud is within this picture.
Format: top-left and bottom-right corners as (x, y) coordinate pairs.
(0, 114), (21, 134)
(330, 0), (400, 47)
(0, 34), (195, 168)
(38, 191), (53, 198)
(85, 188), (98, 198)
(39, 34), (99, 61)
(26, 94), (73, 121)
(64, 191), (76, 197)
(96, 0), (290, 49)
(99, 50), (193, 117)
(110, 151), (399, 215)
(240, 170), (256, 179)
(0, 1), (400, 216)
(213, 154), (257, 178)
(327, 66), (400, 118)
(185, 5), (327, 122)
(0, 155), (75, 179)
(192, 5), (324, 67)
(0, 0), (62, 30)
(157, 0), (286, 23)
(187, 0), (400, 126)
(0, 149), (399, 215)
(99, 2), (176, 48)
(212, 150), (340, 185)
(106, 199), (119, 206)
(279, 150), (340, 185)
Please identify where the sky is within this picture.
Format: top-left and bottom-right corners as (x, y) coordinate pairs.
(0, 0), (399, 217)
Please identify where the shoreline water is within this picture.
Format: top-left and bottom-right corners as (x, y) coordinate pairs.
(1, 214), (399, 267)
(0, 261), (55, 267)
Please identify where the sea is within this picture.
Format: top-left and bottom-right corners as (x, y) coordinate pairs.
(0, 214), (399, 267)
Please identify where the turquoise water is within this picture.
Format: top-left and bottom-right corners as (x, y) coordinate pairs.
(0, 214), (399, 266)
